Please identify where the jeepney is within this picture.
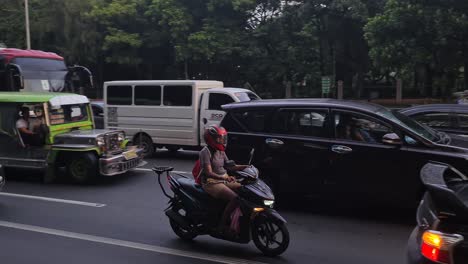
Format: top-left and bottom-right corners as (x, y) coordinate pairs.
(0, 92), (145, 183)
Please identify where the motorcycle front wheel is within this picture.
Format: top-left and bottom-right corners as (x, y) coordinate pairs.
(252, 217), (289, 256)
(169, 218), (198, 241)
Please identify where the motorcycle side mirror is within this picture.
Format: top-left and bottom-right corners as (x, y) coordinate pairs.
(248, 148), (255, 165)
(0, 165), (5, 188)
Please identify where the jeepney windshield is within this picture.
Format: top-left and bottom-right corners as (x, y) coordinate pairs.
(48, 104), (89, 125)
(12, 58), (67, 92)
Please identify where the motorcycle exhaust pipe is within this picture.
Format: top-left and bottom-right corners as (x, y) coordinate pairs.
(165, 209), (190, 229)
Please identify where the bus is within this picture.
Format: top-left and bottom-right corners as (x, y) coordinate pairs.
(0, 48), (93, 93)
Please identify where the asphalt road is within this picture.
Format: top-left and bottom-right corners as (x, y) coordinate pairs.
(0, 150), (415, 264)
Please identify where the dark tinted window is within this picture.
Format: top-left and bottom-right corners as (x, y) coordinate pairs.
(209, 93), (235, 110)
(413, 112), (451, 128)
(163, 85), (192, 106)
(107, 85), (132, 105)
(135, 85), (161, 105)
(91, 105), (103, 115)
(273, 109), (330, 138)
(233, 110), (272, 132)
(221, 112), (244, 132)
(12, 58), (67, 71)
(334, 112), (392, 144)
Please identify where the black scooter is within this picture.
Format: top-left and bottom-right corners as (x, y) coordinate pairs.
(407, 161), (468, 264)
(153, 159), (289, 256)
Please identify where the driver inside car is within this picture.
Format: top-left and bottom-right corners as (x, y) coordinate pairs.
(200, 125), (250, 234)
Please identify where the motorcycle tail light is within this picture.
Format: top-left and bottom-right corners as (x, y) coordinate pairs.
(421, 230), (463, 264)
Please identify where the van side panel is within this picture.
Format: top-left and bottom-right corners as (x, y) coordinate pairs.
(107, 106), (196, 146)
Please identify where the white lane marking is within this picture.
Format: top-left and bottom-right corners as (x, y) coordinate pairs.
(134, 168), (190, 174)
(0, 220), (267, 264)
(0, 193), (106, 208)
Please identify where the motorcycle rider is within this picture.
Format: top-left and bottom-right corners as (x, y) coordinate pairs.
(200, 125), (249, 234)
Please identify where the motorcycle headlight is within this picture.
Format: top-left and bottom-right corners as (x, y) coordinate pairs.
(264, 200), (274, 208)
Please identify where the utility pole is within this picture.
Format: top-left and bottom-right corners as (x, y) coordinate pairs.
(25, 0), (31, 49)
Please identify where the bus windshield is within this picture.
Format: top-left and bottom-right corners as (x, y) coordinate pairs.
(12, 58), (68, 92)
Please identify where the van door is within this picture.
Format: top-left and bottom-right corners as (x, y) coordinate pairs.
(199, 92), (235, 143)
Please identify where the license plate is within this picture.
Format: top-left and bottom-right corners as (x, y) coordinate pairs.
(123, 150), (138, 160)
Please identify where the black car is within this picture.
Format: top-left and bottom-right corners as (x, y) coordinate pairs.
(220, 99), (468, 206)
(407, 162), (468, 264)
(91, 101), (104, 129)
(400, 104), (468, 136)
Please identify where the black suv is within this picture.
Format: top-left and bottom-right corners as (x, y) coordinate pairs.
(220, 99), (468, 206)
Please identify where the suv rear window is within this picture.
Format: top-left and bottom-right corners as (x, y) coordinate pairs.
(273, 109), (330, 138)
(232, 110), (272, 132)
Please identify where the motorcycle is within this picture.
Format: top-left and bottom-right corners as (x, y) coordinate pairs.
(407, 161), (468, 264)
(153, 155), (289, 256)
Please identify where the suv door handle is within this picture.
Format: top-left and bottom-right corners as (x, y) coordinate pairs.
(331, 145), (352, 154)
(265, 138), (284, 148)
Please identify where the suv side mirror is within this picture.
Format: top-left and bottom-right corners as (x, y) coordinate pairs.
(382, 133), (402, 145)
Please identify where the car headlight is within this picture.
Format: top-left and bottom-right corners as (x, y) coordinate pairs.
(96, 135), (105, 147)
(264, 200), (274, 207)
(117, 132), (125, 142)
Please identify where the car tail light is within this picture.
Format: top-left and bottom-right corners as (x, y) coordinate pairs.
(421, 230), (463, 264)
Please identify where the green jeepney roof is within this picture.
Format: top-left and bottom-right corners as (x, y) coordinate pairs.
(0, 92), (89, 106)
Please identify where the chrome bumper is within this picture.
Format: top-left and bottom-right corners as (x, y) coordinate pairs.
(99, 147), (146, 176)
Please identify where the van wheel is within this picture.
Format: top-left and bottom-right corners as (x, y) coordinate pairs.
(134, 135), (154, 157)
(66, 152), (98, 184)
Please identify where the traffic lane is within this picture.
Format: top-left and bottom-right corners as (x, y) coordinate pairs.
(0, 193), (412, 264)
(1, 171), (413, 264)
(0, 226), (236, 264)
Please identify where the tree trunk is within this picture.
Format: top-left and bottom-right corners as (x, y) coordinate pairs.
(184, 60), (189, 80)
(425, 64), (433, 97)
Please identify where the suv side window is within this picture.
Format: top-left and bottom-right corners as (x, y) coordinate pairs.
(413, 112), (452, 128)
(209, 93), (235, 110)
(272, 109), (330, 138)
(456, 113), (468, 129)
(232, 109), (272, 133)
(334, 111), (393, 144)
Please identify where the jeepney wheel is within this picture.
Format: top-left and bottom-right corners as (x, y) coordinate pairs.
(134, 135), (154, 157)
(66, 152), (98, 184)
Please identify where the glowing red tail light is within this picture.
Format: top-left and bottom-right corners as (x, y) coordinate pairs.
(421, 230), (463, 264)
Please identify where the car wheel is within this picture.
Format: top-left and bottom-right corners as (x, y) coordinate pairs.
(66, 152), (98, 184)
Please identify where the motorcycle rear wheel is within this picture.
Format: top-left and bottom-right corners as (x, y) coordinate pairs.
(252, 217), (289, 256)
(169, 219), (197, 241)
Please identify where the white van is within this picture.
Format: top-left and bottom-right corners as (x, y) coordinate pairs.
(103, 80), (260, 156)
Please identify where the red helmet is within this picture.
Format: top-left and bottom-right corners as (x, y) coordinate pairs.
(204, 125), (228, 151)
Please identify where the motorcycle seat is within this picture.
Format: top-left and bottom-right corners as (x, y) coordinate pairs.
(176, 178), (213, 201)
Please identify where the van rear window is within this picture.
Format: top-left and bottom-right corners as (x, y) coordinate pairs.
(107, 85), (132, 105)
(163, 85), (192, 106)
